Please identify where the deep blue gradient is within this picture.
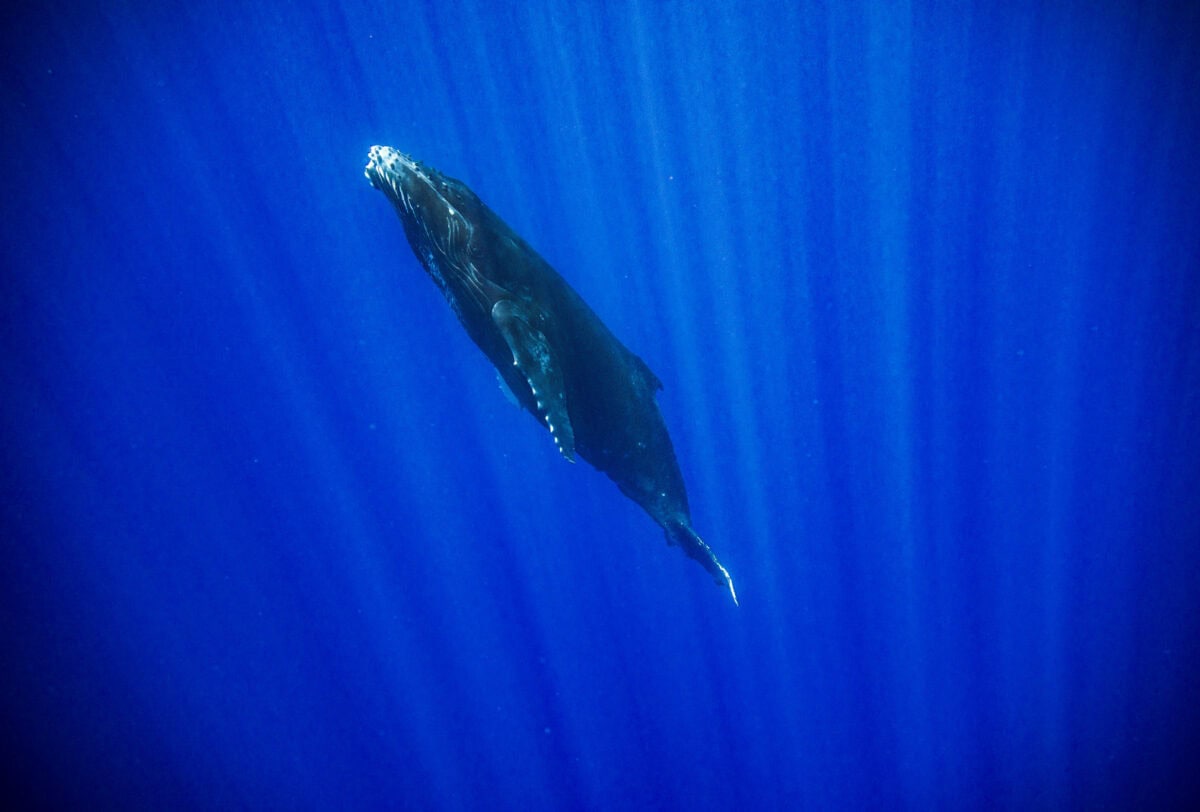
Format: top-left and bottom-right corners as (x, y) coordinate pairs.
(3, 1), (1199, 808)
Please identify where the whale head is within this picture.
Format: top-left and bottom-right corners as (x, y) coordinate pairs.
(364, 145), (481, 267)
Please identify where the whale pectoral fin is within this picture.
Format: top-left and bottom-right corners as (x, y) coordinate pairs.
(492, 299), (576, 462)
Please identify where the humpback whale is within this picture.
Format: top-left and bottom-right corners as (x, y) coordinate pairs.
(364, 146), (736, 604)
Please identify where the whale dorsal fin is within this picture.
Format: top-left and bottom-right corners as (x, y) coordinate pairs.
(491, 299), (577, 462)
(629, 352), (663, 394)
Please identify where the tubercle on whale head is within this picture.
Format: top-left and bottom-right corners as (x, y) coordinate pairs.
(364, 145), (416, 197)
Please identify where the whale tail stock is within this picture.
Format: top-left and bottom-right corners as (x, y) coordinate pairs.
(665, 521), (738, 606)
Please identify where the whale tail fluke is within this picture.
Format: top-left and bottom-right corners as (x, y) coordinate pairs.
(665, 521), (738, 606)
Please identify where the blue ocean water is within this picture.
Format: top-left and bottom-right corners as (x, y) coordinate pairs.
(3, 1), (1199, 808)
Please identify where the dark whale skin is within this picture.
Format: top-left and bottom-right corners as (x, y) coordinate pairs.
(364, 146), (736, 604)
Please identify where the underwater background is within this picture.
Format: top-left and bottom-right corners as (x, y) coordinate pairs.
(3, 1), (1199, 808)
